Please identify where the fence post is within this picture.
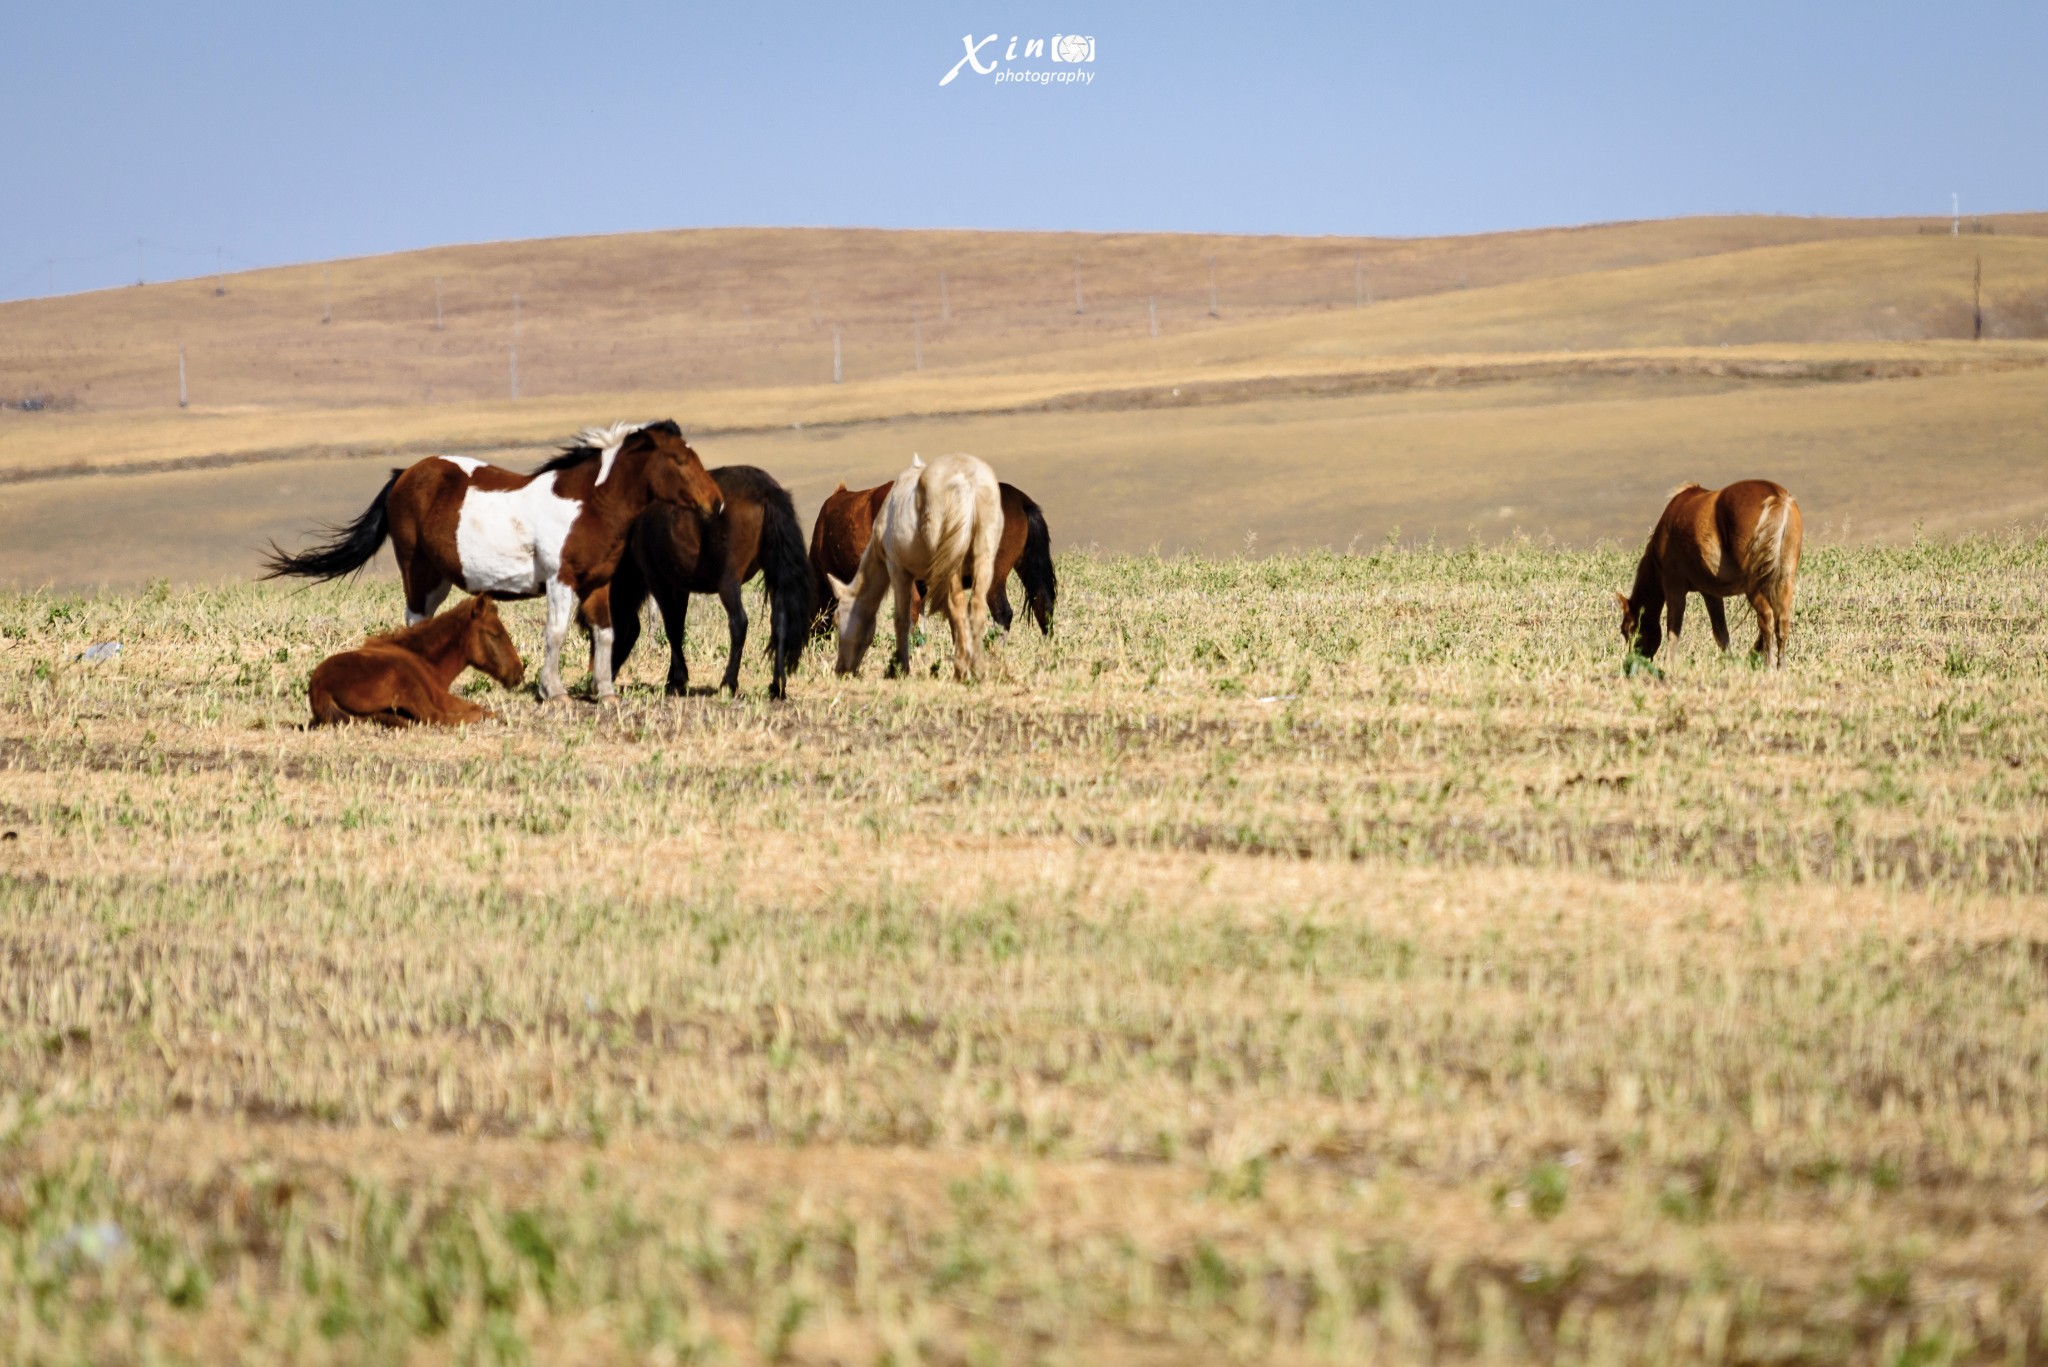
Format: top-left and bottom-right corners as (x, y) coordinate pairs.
(1148, 295), (1158, 338)
(178, 344), (187, 409)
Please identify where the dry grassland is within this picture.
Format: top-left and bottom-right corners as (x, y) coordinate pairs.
(3, 539), (2047, 1364)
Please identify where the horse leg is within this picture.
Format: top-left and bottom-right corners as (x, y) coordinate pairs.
(646, 575), (692, 696)
(1705, 596), (1731, 652)
(718, 575), (747, 696)
(1665, 592), (1687, 645)
(1747, 591), (1778, 667)
(887, 567), (916, 679)
(538, 577), (576, 701)
(943, 578), (976, 682)
(406, 577), (451, 626)
(1774, 579), (1795, 664)
(585, 585), (617, 701)
(608, 556), (648, 680)
(988, 575), (1015, 634)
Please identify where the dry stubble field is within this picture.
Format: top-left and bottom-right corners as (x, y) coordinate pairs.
(3, 538), (2047, 1365)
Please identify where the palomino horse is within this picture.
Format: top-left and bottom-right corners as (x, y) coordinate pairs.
(602, 465), (814, 699)
(828, 453), (1002, 681)
(809, 478), (1055, 636)
(308, 594), (525, 727)
(1618, 479), (1803, 667)
(264, 421), (723, 701)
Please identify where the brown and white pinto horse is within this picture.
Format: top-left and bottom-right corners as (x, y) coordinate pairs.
(1618, 479), (1803, 667)
(308, 594), (525, 727)
(265, 421), (724, 701)
(809, 478), (1056, 636)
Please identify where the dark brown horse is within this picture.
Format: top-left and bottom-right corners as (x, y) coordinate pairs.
(1618, 479), (1804, 667)
(809, 478), (1055, 636)
(308, 594), (525, 727)
(600, 465), (813, 699)
(264, 421), (723, 701)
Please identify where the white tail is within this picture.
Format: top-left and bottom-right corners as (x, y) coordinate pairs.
(1748, 494), (1793, 586)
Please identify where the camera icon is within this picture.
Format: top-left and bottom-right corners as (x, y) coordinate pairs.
(1050, 34), (1095, 63)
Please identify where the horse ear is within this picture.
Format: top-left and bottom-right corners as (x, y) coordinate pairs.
(911, 452), (924, 469)
(826, 573), (854, 604)
(642, 418), (682, 438)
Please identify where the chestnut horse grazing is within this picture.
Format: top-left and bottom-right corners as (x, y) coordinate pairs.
(1618, 479), (1803, 667)
(828, 453), (1002, 681)
(308, 595), (525, 727)
(809, 478), (1055, 636)
(264, 420), (723, 701)
(603, 465), (814, 699)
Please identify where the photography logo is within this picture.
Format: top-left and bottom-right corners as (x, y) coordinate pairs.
(940, 32), (1097, 87)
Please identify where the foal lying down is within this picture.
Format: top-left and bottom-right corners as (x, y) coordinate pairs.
(309, 595), (525, 727)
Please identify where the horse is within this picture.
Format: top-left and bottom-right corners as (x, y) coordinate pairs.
(308, 594), (525, 727)
(599, 465), (813, 699)
(809, 478), (1055, 636)
(263, 420), (724, 702)
(1617, 479), (1803, 667)
(827, 453), (1002, 682)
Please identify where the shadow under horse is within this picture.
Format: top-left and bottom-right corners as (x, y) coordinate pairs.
(604, 466), (813, 699)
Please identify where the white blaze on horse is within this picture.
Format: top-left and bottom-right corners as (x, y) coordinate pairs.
(263, 420), (724, 700)
(827, 452), (1003, 682)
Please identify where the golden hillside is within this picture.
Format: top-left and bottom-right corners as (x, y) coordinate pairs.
(3, 215), (2046, 584)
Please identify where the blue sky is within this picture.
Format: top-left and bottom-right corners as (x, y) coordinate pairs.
(3, 1), (2043, 301)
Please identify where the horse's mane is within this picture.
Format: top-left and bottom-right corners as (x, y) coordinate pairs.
(531, 419), (682, 478)
(365, 599), (477, 651)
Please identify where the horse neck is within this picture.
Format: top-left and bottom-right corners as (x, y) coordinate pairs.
(590, 448), (660, 522)
(1629, 549), (1665, 610)
(846, 537), (895, 617)
(385, 611), (474, 685)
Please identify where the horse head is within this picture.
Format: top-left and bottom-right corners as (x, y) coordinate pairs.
(634, 420), (724, 520)
(1614, 591), (1662, 659)
(466, 597), (527, 688)
(827, 572), (876, 675)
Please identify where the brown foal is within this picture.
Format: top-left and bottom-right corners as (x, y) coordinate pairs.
(1618, 479), (1804, 667)
(308, 595), (525, 727)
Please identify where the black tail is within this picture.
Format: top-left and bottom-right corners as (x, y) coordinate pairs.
(262, 468), (401, 581)
(1014, 491), (1057, 635)
(752, 475), (814, 686)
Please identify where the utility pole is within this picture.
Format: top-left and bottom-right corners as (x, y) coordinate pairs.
(1073, 256), (1084, 315)
(136, 239), (144, 286)
(1973, 255), (1983, 340)
(214, 248), (224, 297)
(434, 277), (443, 331)
(322, 268), (332, 324)
(1148, 295), (1158, 338)
(1207, 254), (1219, 317)
(913, 305), (923, 370)
(939, 271), (950, 320)
(1952, 192), (1960, 237)
(832, 326), (842, 384)
(177, 344), (187, 409)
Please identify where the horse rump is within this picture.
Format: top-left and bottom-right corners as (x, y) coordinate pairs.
(263, 468), (403, 581)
